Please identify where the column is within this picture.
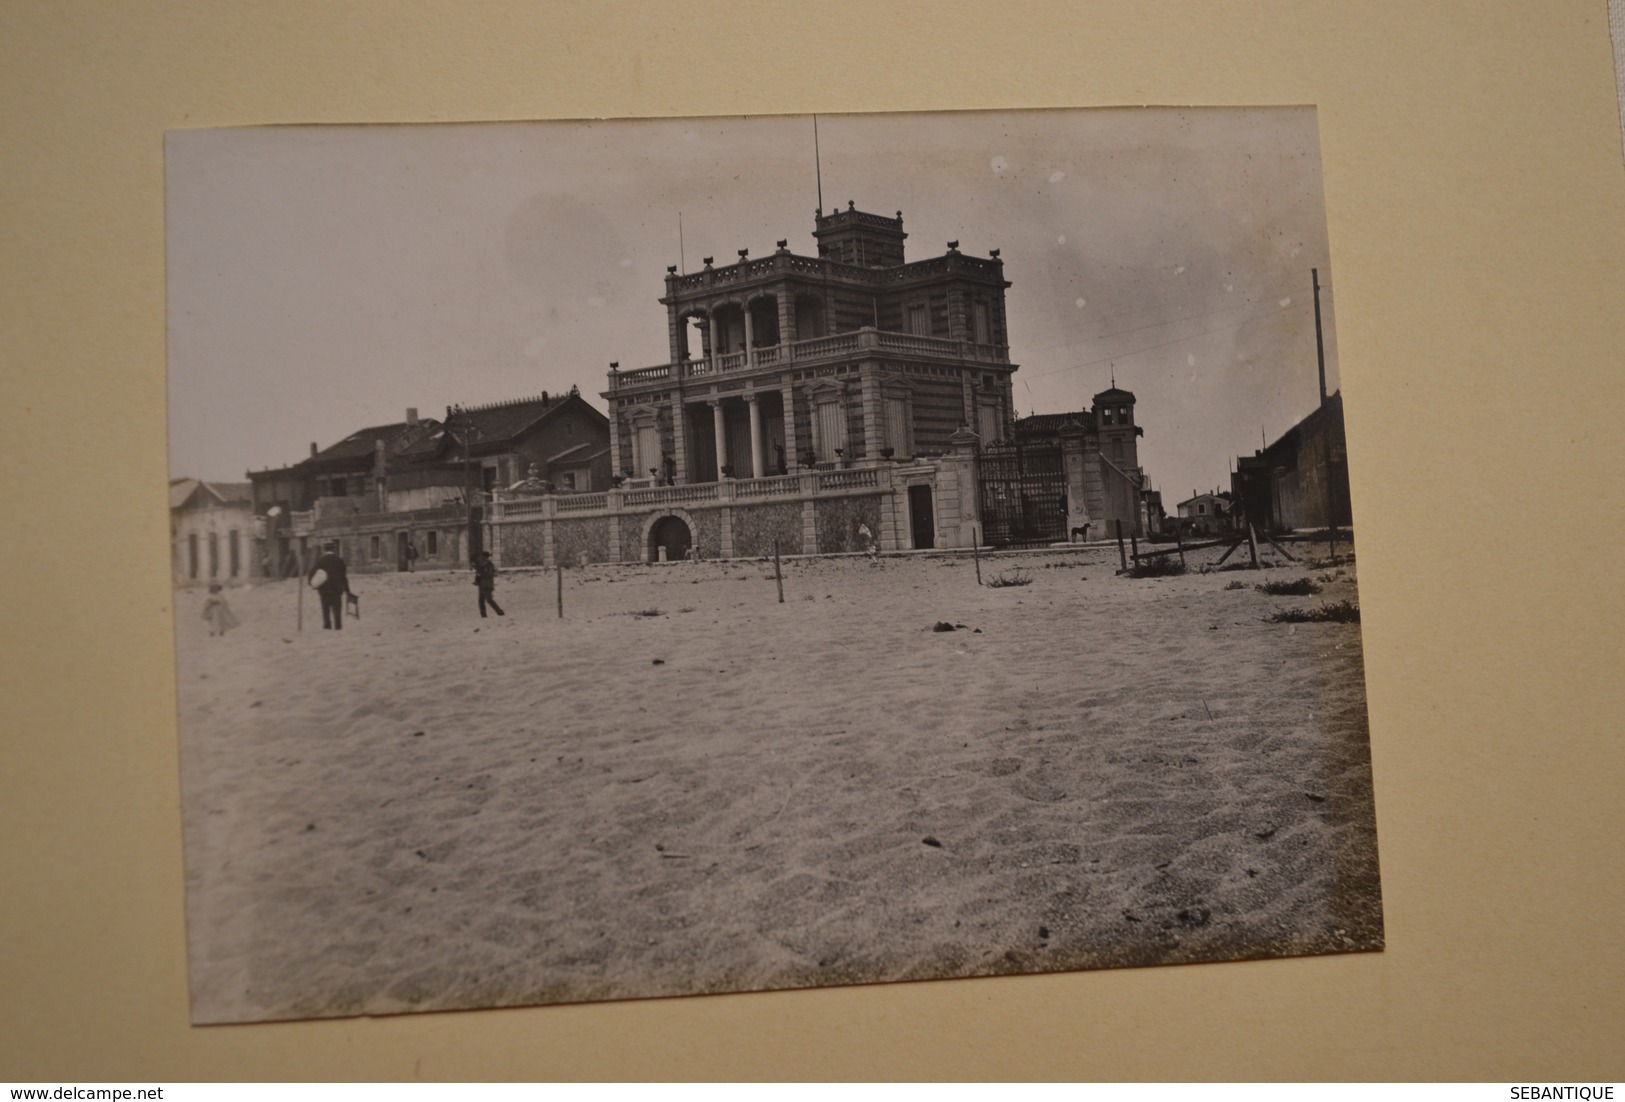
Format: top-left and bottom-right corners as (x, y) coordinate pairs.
(709, 315), (721, 370)
(747, 393), (765, 478)
(607, 402), (622, 479)
(777, 288), (795, 347)
(711, 399), (728, 478)
(743, 307), (756, 367)
(1058, 419), (1091, 540)
(781, 383), (799, 471)
(860, 365), (881, 460)
(669, 393), (688, 485)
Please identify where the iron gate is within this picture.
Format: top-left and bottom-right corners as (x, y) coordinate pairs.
(977, 439), (1066, 548)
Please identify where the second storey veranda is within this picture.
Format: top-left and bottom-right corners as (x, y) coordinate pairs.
(603, 324), (1019, 488)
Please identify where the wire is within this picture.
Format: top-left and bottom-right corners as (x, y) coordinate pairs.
(1019, 279), (1328, 358)
(1022, 298), (1314, 382)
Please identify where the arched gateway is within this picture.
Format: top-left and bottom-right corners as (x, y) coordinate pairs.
(646, 513), (693, 562)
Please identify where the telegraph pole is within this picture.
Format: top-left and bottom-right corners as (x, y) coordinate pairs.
(1312, 268), (1336, 560)
(1313, 268), (1328, 407)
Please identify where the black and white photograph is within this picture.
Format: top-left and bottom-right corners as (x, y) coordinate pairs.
(166, 106), (1382, 1025)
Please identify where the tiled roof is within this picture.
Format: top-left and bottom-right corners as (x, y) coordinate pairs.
(546, 441), (595, 463)
(170, 479), (252, 511)
(432, 393), (609, 455)
(309, 419), (442, 466)
(1015, 411), (1090, 435)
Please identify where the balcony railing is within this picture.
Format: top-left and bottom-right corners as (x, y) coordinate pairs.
(486, 464), (906, 521)
(609, 328), (1009, 391)
(666, 250), (1004, 294)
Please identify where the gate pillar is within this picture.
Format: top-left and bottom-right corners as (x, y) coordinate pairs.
(1059, 418), (1092, 541)
(940, 426), (981, 549)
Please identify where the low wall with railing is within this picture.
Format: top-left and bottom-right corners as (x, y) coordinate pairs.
(486, 458), (976, 567)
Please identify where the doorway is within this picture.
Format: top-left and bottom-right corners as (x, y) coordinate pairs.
(649, 515), (693, 562)
(908, 484), (935, 549)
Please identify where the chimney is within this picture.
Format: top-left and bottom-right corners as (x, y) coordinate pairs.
(310, 442), (318, 458)
(405, 407), (419, 426)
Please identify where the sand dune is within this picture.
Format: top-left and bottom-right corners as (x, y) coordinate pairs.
(174, 545), (1382, 1023)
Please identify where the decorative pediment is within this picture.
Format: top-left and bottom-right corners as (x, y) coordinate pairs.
(624, 402), (663, 427)
(802, 376), (850, 399)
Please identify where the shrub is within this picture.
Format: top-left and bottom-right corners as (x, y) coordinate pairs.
(1268, 599), (1360, 624)
(1129, 556), (1187, 578)
(1224, 580), (1248, 591)
(985, 570), (1033, 588)
(1257, 577), (1322, 596)
(631, 608), (664, 617)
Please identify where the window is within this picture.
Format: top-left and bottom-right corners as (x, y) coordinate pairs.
(973, 301), (991, 344)
(188, 534), (199, 579)
(560, 472), (576, 491)
(370, 535), (381, 560)
(229, 530), (240, 578)
(814, 396), (846, 461)
(208, 532), (219, 578)
(905, 301), (929, 336)
(884, 396), (909, 456)
(1198, 504), (1207, 515)
(976, 400), (1001, 444)
(1103, 407), (1115, 425)
(633, 424), (660, 477)
(426, 531), (438, 557)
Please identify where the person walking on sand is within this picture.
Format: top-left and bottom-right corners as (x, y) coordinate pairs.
(857, 521), (879, 562)
(201, 583), (240, 636)
(474, 550), (505, 618)
(307, 540), (354, 630)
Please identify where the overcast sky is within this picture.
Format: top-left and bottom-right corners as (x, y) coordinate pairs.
(167, 107), (1339, 503)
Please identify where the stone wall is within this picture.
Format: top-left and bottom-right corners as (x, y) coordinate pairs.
(815, 495), (883, 553)
(692, 510), (722, 559)
(731, 501), (804, 557)
(553, 515), (611, 565)
(501, 520), (547, 567)
(485, 449), (981, 566)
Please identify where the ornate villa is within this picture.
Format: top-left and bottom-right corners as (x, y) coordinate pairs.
(223, 202), (1156, 575)
(604, 203), (1018, 484)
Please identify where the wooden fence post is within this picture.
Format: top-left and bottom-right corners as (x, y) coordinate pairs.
(774, 540), (784, 603)
(972, 526), (982, 585)
(1116, 519), (1128, 572)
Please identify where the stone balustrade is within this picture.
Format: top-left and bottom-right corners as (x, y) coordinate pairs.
(664, 250), (1002, 294)
(608, 328), (1008, 393)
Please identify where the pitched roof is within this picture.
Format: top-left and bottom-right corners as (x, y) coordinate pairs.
(1015, 411), (1090, 436)
(308, 419), (442, 467)
(170, 478), (252, 511)
(426, 392), (609, 456)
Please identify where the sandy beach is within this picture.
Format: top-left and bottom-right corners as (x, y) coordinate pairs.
(174, 544), (1381, 1023)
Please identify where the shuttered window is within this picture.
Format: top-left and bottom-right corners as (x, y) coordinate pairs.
(634, 425), (660, 477)
(814, 398), (846, 461)
(885, 396), (909, 456)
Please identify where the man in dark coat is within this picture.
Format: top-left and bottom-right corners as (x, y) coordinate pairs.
(473, 550), (505, 618)
(307, 541), (354, 630)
